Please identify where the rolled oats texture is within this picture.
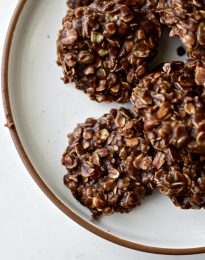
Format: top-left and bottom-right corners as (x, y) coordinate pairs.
(62, 108), (156, 217)
(154, 148), (205, 209)
(157, 0), (205, 61)
(57, 1), (161, 103)
(131, 61), (205, 154)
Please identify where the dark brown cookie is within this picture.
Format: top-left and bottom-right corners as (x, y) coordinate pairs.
(62, 108), (156, 217)
(131, 61), (205, 154)
(157, 0), (205, 61)
(154, 148), (205, 209)
(57, 1), (161, 103)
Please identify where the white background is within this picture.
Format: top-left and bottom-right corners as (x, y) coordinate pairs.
(0, 1), (204, 259)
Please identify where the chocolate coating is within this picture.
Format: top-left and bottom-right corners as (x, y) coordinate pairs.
(157, 0), (205, 61)
(131, 61), (205, 154)
(62, 108), (156, 216)
(154, 148), (205, 209)
(57, 1), (161, 103)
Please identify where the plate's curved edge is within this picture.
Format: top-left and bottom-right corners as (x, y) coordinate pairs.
(1, 0), (205, 255)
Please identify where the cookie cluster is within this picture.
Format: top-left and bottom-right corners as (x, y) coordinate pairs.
(59, 0), (205, 217)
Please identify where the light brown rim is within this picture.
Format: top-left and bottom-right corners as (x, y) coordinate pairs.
(2, 0), (205, 255)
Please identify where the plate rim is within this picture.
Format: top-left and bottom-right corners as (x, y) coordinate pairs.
(2, 0), (205, 255)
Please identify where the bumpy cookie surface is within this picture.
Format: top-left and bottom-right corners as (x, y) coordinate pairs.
(62, 108), (156, 216)
(157, 0), (205, 61)
(131, 61), (205, 154)
(57, 1), (161, 102)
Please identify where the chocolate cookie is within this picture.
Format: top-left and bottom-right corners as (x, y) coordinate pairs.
(154, 148), (205, 209)
(62, 108), (156, 216)
(157, 0), (205, 61)
(57, 1), (161, 103)
(131, 61), (205, 154)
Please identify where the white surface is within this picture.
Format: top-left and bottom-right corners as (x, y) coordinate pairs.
(0, 1), (204, 259)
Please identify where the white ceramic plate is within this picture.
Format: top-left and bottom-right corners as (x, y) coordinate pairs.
(3, 0), (205, 255)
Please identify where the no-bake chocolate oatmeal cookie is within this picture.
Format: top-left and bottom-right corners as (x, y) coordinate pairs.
(131, 61), (205, 154)
(62, 108), (157, 216)
(154, 148), (205, 209)
(57, 1), (161, 102)
(157, 0), (205, 61)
